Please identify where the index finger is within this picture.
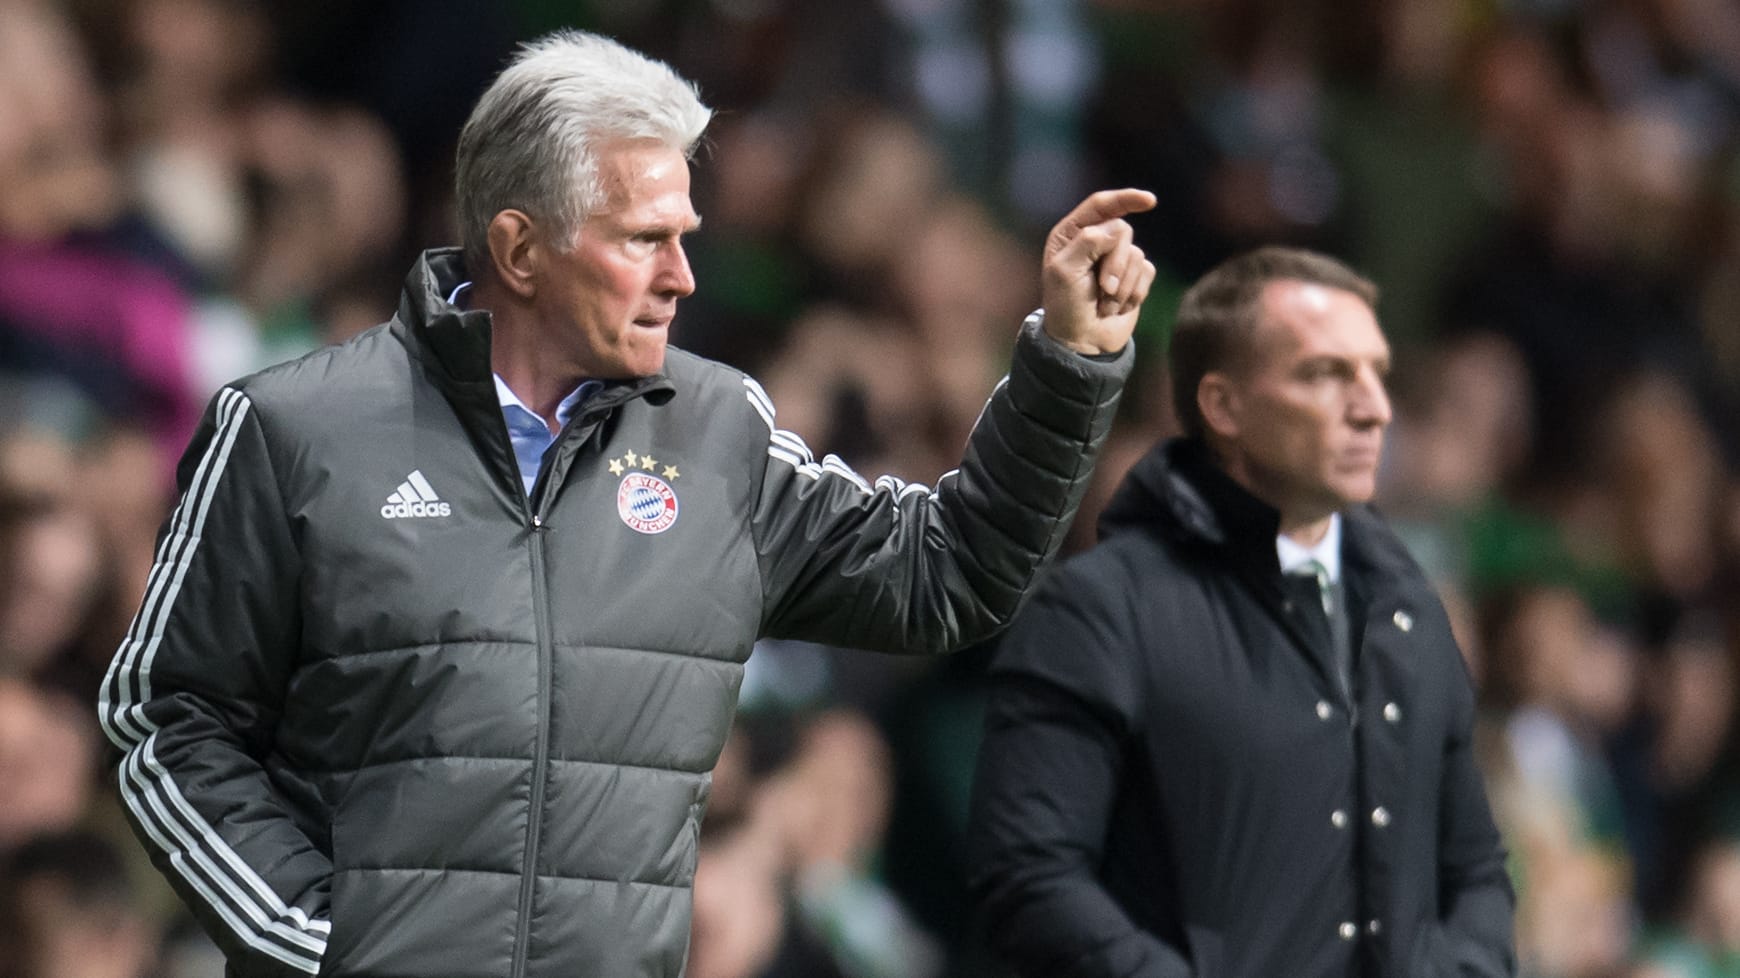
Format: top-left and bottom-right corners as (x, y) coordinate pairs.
(1055, 188), (1157, 236)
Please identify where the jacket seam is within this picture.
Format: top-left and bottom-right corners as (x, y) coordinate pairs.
(236, 393), (305, 568)
(331, 866), (689, 888)
(304, 755), (711, 777)
(742, 371), (774, 632)
(303, 642), (745, 666)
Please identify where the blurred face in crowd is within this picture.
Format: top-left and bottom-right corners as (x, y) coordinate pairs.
(536, 138), (699, 379)
(1203, 280), (1392, 527)
(0, 680), (94, 850)
(11, 874), (155, 978)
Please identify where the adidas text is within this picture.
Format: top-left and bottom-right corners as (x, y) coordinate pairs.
(381, 500), (452, 519)
(381, 470), (450, 519)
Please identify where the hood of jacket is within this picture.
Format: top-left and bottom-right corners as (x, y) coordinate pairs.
(1099, 437), (1284, 570)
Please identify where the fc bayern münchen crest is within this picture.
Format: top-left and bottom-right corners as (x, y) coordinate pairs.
(616, 472), (679, 534)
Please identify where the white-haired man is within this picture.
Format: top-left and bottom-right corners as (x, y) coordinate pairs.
(100, 30), (1156, 978)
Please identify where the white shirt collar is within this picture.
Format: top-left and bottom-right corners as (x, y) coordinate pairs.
(1276, 512), (1342, 583)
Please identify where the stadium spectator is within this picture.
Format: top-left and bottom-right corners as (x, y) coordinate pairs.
(0, 829), (156, 978)
(0, 679), (97, 854)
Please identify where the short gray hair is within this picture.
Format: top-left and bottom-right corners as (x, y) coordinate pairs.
(455, 30), (712, 274)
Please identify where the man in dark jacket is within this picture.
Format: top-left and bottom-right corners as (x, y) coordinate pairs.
(967, 247), (1515, 978)
(97, 30), (1158, 978)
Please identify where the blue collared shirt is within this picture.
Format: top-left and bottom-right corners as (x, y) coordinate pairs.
(494, 376), (600, 498)
(449, 281), (599, 499)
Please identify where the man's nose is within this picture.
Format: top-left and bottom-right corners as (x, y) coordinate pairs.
(659, 242), (696, 298)
(1350, 366), (1392, 428)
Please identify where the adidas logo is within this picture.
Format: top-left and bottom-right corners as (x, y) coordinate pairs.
(380, 470), (452, 519)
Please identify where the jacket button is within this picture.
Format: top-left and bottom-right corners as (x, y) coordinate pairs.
(1316, 700), (1333, 721)
(1338, 922), (1358, 941)
(1331, 809), (1349, 829)
(1371, 806), (1391, 827)
(1383, 702), (1401, 723)
(1393, 610), (1413, 632)
(1368, 919), (1382, 936)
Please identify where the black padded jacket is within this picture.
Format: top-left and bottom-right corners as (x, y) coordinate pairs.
(968, 438), (1515, 978)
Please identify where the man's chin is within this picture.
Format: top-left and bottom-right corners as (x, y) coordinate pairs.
(594, 347), (668, 380)
(636, 347), (668, 377)
(1329, 474), (1379, 508)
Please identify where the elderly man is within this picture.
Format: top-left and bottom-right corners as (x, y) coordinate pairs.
(97, 30), (1155, 978)
(968, 247), (1515, 978)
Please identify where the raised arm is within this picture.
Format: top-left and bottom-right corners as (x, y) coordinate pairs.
(749, 190), (1156, 652)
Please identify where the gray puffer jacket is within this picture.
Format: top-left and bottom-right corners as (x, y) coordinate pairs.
(99, 248), (1131, 978)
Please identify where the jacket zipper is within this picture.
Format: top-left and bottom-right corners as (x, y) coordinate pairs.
(510, 505), (554, 978)
(495, 392), (638, 978)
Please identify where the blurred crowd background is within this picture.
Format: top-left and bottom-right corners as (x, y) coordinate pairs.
(3, 0), (1740, 976)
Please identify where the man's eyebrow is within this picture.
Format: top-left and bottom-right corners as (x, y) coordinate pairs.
(658, 214), (704, 234)
(1299, 349), (1390, 366)
(635, 215), (703, 237)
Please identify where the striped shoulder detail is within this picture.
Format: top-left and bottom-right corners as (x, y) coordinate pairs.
(99, 386), (252, 748)
(95, 387), (328, 973)
(743, 376), (875, 493)
(875, 473), (944, 499)
(742, 375), (777, 432)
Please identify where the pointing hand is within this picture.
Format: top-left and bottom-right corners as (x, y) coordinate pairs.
(1039, 189), (1158, 356)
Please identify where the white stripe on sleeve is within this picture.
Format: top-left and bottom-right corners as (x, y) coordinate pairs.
(100, 387), (249, 747)
(95, 388), (328, 970)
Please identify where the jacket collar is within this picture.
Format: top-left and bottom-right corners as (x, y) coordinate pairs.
(1100, 436), (1423, 590)
(399, 248), (676, 408)
(396, 249), (677, 503)
(1101, 437), (1284, 575)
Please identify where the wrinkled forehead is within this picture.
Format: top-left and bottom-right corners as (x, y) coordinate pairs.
(588, 138), (696, 208)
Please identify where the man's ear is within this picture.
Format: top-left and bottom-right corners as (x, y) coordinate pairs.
(486, 210), (540, 300)
(1199, 372), (1240, 441)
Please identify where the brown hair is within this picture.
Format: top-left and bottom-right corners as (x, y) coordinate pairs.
(1168, 246), (1378, 437)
